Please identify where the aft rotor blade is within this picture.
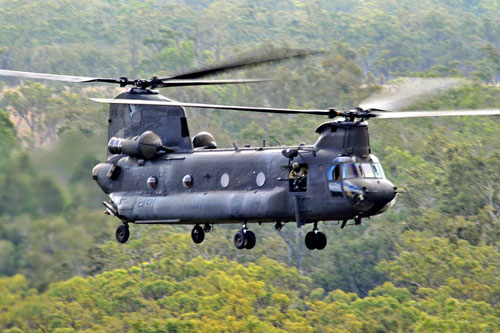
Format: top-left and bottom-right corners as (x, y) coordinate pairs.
(0, 69), (119, 84)
(372, 109), (500, 119)
(163, 48), (323, 80)
(156, 78), (271, 87)
(91, 98), (332, 116)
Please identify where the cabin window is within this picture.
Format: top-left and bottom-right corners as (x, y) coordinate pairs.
(182, 174), (193, 188)
(220, 173), (230, 188)
(256, 172), (266, 187)
(147, 176), (158, 189)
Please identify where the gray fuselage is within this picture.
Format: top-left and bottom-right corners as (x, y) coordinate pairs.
(92, 90), (397, 227)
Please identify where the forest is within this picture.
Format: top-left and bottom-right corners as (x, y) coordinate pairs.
(1, 0), (500, 331)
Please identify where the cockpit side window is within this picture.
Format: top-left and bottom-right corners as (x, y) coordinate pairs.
(333, 164), (340, 181)
(328, 164), (341, 181)
(372, 163), (385, 178)
(328, 164), (343, 198)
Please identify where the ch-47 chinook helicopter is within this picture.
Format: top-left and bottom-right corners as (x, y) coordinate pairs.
(3, 50), (500, 251)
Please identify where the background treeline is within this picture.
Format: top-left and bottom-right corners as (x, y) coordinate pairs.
(1, 0), (500, 332)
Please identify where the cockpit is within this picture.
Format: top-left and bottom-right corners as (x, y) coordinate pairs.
(328, 161), (386, 181)
(326, 155), (396, 216)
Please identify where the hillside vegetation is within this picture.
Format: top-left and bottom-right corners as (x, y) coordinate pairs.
(1, 0), (500, 331)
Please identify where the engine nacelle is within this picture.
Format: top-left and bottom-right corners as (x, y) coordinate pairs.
(108, 131), (163, 160)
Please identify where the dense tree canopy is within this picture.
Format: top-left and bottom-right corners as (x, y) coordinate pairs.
(0, 0), (500, 331)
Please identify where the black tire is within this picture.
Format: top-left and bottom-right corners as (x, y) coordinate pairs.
(234, 230), (246, 249)
(191, 224), (205, 244)
(244, 230), (256, 249)
(305, 231), (317, 250)
(316, 231), (327, 250)
(116, 224), (130, 243)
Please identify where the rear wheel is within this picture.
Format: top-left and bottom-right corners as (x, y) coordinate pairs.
(245, 230), (256, 249)
(305, 231), (317, 250)
(116, 224), (130, 244)
(234, 231), (246, 249)
(316, 231), (327, 250)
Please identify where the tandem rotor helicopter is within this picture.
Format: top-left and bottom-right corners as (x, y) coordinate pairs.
(2, 49), (500, 251)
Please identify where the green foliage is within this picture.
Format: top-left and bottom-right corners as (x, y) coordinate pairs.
(0, 109), (16, 158)
(379, 232), (500, 303)
(0, 0), (500, 330)
(0, 256), (498, 332)
(0, 83), (107, 146)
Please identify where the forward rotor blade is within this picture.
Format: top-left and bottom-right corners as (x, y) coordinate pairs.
(0, 69), (118, 84)
(156, 78), (271, 88)
(91, 98), (331, 116)
(359, 78), (465, 111)
(89, 98), (500, 120)
(372, 109), (500, 119)
(163, 48), (323, 80)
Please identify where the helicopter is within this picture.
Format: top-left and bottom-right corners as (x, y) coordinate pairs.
(2, 51), (500, 251)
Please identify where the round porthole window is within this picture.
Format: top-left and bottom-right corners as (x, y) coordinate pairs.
(147, 176), (158, 189)
(182, 174), (193, 188)
(256, 171), (266, 187)
(220, 173), (230, 188)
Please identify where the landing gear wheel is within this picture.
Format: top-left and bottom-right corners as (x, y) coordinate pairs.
(116, 224), (130, 244)
(244, 230), (256, 249)
(305, 231), (317, 250)
(203, 223), (212, 233)
(316, 232), (327, 250)
(234, 231), (246, 249)
(191, 224), (205, 244)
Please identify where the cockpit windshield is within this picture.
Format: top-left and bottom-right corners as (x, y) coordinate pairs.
(341, 163), (385, 179)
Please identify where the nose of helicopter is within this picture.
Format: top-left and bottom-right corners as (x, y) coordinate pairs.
(343, 178), (397, 216)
